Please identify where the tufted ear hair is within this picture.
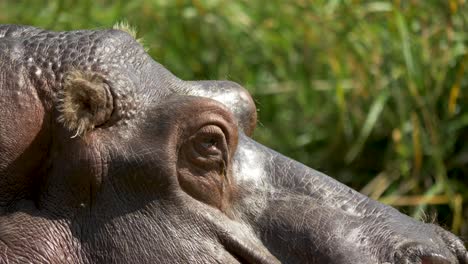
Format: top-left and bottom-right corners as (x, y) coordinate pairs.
(57, 71), (114, 137)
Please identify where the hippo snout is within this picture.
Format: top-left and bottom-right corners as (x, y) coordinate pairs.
(394, 242), (454, 264)
(375, 222), (468, 263)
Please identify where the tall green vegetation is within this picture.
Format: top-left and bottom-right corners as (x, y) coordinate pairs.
(1, 0), (467, 238)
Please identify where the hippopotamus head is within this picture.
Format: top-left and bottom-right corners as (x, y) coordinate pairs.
(0, 25), (466, 264)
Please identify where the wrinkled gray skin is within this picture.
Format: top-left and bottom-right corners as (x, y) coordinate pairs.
(0, 25), (466, 264)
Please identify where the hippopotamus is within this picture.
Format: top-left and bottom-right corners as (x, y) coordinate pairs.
(0, 24), (466, 264)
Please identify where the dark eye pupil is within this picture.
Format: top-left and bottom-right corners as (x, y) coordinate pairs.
(202, 137), (217, 149)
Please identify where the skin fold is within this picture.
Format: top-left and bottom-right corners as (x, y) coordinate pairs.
(0, 25), (466, 264)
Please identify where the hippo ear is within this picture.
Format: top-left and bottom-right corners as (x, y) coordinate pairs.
(57, 71), (114, 137)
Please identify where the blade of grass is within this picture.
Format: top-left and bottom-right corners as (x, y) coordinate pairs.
(380, 194), (449, 207)
(452, 194), (463, 234)
(345, 90), (389, 163)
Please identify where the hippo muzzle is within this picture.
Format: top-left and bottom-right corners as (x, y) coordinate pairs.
(0, 25), (466, 264)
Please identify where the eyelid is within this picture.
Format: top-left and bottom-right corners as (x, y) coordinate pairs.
(193, 125), (226, 155)
(197, 125), (224, 138)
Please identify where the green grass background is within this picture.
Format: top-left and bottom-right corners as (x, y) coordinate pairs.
(1, 0), (467, 239)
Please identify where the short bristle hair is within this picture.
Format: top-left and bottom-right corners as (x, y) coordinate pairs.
(113, 21), (146, 49)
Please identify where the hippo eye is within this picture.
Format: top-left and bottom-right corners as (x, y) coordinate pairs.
(191, 125), (226, 159)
